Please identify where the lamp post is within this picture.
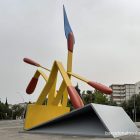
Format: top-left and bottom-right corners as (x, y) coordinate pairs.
(133, 94), (136, 122)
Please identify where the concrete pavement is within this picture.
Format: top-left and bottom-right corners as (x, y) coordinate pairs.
(0, 120), (139, 140)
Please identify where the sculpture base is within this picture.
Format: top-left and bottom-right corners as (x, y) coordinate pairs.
(24, 104), (70, 130)
(24, 103), (138, 138)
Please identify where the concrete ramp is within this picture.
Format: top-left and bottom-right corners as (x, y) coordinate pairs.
(26, 103), (138, 138)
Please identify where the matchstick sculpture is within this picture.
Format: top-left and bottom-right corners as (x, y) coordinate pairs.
(23, 6), (112, 130)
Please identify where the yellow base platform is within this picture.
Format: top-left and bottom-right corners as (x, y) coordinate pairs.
(24, 104), (70, 130)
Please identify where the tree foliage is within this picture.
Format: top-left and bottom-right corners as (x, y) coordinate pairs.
(0, 100), (12, 120)
(121, 94), (140, 121)
(67, 84), (114, 110)
(0, 99), (25, 120)
(2, 84), (140, 121)
(11, 105), (25, 119)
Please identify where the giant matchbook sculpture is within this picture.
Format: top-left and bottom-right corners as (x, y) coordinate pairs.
(23, 6), (138, 137)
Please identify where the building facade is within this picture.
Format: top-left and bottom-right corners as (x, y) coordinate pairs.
(110, 81), (140, 105)
(135, 81), (140, 95)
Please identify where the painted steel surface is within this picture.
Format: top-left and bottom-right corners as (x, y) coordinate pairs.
(26, 104), (138, 138)
(92, 104), (139, 137)
(24, 104), (70, 130)
(23, 5), (112, 130)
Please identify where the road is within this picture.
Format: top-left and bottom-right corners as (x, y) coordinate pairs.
(0, 120), (139, 140)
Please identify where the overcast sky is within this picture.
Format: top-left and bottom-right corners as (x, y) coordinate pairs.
(0, 0), (140, 104)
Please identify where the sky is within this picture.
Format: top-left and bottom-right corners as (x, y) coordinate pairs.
(0, 0), (140, 104)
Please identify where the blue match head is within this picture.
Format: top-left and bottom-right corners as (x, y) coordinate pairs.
(63, 5), (75, 44)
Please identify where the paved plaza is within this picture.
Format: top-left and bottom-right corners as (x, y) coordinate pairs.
(0, 120), (140, 140)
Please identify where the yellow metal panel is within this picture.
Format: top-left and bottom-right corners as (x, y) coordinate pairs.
(56, 61), (71, 86)
(67, 51), (73, 72)
(47, 76), (57, 105)
(37, 69), (48, 81)
(68, 72), (88, 83)
(35, 83), (49, 105)
(62, 88), (68, 106)
(52, 82), (68, 107)
(53, 81), (66, 105)
(24, 104), (70, 130)
(36, 62), (58, 105)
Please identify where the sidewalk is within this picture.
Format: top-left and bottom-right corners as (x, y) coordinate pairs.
(1, 120), (140, 140)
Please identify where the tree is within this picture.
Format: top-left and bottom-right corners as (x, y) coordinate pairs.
(108, 100), (117, 106)
(75, 83), (82, 97)
(67, 99), (74, 111)
(5, 97), (8, 107)
(93, 90), (109, 105)
(12, 105), (24, 119)
(121, 94), (140, 121)
(0, 99), (12, 120)
(81, 89), (110, 105)
(81, 90), (94, 104)
(67, 84), (115, 110)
